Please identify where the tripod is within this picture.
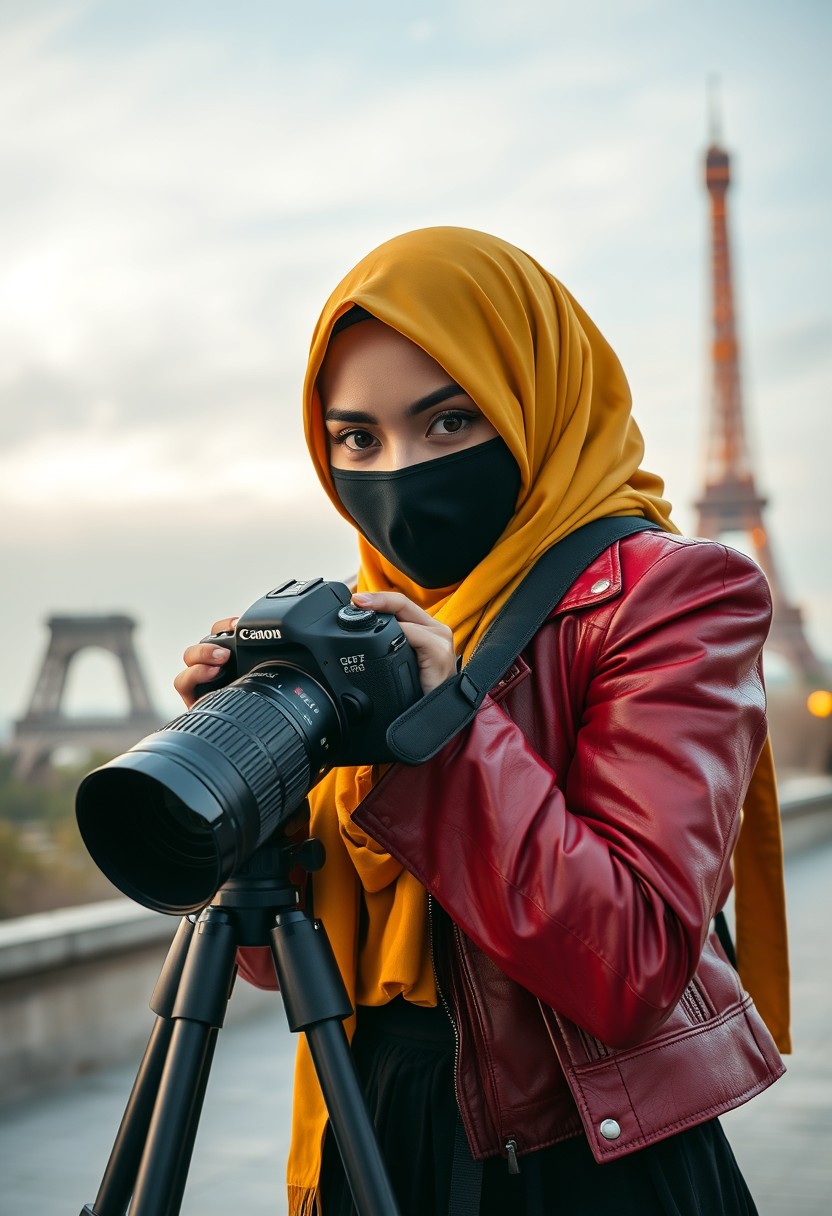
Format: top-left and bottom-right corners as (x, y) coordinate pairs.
(80, 837), (400, 1216)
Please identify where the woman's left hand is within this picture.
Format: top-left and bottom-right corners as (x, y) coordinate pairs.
(352, 591), (456, 695)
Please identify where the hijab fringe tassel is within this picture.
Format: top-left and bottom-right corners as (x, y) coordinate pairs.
(288, 1185), (320, 1216)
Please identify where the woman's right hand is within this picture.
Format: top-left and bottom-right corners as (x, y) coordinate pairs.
(173, 616), (239, 708)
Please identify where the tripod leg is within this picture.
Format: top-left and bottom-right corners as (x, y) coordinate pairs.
(129, 906), (239, 1216)
(305, 1019), (402, 1216)
(271, 910), (400, 1216)
(163, 1025), (221, 1216)
(81, 916), (195, 1216)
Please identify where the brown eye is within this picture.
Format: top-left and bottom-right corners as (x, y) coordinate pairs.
(429, 411), (476, 436)
(332, 429), (378, 451)
(348, 430), (376, 450)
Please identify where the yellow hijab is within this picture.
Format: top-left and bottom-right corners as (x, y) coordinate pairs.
(287, 227), (789, 1215)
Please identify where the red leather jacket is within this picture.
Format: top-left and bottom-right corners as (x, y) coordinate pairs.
(238, 531), (784, 1166)
(349, 531), (784, 1166)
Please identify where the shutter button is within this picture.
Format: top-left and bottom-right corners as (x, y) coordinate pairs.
(599, 1118), (621, 1140)
(591, 579), (612, 595)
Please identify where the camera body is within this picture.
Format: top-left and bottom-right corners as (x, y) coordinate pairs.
(197, 577), (421, 766)
(76, 577), (422, 915)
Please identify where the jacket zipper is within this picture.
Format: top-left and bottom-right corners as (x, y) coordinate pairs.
(428, 894), (521, 1178)
(427, 892), (461, 1101)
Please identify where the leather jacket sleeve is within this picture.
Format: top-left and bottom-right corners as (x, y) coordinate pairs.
(352, 536), (772, 1049)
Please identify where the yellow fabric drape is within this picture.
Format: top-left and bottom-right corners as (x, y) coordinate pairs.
(287, 227), (789, 1214)
(733, 737), (791, 1052)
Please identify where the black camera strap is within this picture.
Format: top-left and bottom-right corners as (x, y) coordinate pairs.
(385, 516), (659, 765)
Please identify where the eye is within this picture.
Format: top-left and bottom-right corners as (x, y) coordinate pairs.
(332, 428), (378, 451)
(428, 410), (478, 436)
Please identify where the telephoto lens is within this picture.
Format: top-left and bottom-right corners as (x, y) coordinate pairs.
(76, 578), (421, 915)
(75, 668), (341, 915)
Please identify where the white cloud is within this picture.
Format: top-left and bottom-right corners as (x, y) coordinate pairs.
(0, 424), (319, 514)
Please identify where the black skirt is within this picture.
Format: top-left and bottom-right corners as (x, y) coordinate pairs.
(319, 998), (759, 1216)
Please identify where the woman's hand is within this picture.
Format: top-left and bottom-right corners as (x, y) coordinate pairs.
(173, 616), (238, 708)
(352, 592), (456, 695)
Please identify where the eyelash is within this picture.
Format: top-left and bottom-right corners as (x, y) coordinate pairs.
(331, 410), (479, 449)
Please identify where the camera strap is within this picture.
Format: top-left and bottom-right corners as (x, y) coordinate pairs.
(385, 516), (660, 765)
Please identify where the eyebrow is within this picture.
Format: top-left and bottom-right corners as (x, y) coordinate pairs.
(324, 382), (467, 424)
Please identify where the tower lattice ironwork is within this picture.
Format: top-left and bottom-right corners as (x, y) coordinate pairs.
(9, 614), (161, 780)
(694, 117), (822, 684)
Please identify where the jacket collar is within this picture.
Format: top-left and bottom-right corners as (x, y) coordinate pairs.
(549, 539), (623, 616)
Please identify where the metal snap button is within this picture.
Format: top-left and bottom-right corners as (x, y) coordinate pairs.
(599, 1118), (621, 1140)
(590, 579), (612, 594)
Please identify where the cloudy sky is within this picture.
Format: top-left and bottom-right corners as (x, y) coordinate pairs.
(1, 0), (830, 726)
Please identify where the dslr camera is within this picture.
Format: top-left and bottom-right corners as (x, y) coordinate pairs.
(76, 578), (421, 916)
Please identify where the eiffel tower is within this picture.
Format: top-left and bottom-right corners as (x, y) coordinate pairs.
(693, 103), (824, 686)
(9, 614), (161, 780)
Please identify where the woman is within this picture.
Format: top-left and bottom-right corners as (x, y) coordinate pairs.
(175, 227), (790, 1215)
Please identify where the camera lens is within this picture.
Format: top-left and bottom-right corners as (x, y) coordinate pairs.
(76, 767), (226, 914)
(76, 667), (340, 915)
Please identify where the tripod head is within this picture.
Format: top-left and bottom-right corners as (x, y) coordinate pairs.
(209, 831), (326, 947)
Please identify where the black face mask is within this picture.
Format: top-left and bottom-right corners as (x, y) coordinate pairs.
(331, 437), (520, 588)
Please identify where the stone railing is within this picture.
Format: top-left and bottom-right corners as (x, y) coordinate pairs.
(778, 774), (832, 853)
(0, 899), (273, 1105)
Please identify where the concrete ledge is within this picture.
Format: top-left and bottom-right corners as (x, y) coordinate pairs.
(0, 901), (275, 1106)
(0, 898), (173, 982)
(779, 776), (832, 854)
